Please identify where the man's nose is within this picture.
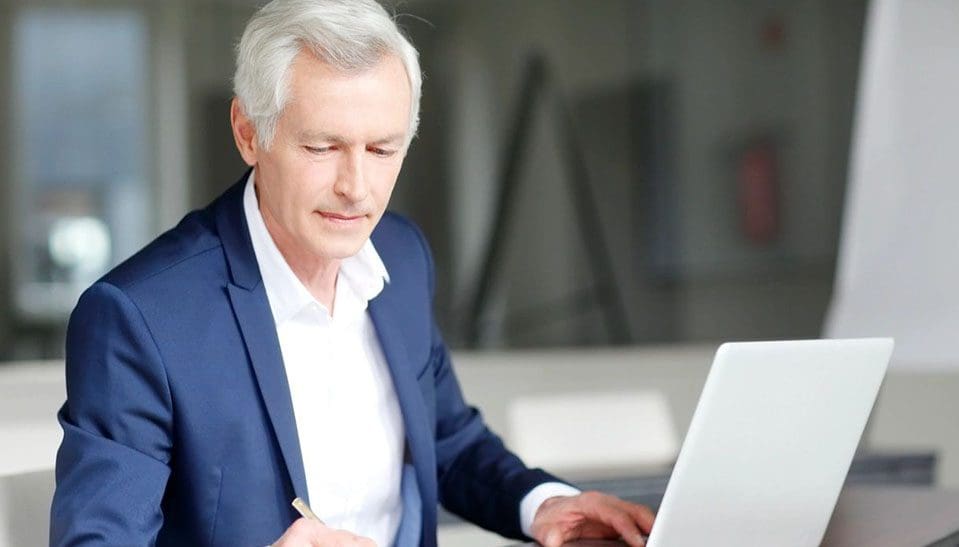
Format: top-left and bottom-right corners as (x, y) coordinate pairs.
(333, 152), (370, 202)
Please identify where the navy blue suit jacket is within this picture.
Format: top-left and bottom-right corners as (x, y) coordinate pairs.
(51, 175), (557, 546)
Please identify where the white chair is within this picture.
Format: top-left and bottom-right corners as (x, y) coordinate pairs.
(507, 390), (678, 475)
(0, 469), (55, 547)
(0, 361), (63, 477)
(0, 361), (63, 545)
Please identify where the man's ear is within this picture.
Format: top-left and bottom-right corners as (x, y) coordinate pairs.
(230, 98), (259, 166)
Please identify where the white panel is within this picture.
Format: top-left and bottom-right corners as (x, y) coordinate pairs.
(826, 0), (959, 369)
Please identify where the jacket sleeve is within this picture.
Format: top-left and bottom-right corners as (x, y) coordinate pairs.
(407, 224), (562, 540)
(429, 330), (560, 540)
(51, 281), (173, 546)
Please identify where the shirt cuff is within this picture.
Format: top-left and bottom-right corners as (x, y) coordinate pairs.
(519, 482), (582, 537)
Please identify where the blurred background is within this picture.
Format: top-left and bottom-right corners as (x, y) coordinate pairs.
(0, 0), (868, 356)
(1, 0), (958, 545)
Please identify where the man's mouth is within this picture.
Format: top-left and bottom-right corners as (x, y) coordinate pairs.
(316, 211), (366, 223)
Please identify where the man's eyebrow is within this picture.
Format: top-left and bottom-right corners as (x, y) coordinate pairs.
(296, 131), (406, 146)
(370, 133), (406, 146)
(297, 131), (347, 143)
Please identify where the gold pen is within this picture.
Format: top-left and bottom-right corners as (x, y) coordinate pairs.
(292, 497), (325, 524)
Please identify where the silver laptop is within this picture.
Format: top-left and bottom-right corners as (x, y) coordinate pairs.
(647, 338), (893, 546)
(529, 338), (894, 547)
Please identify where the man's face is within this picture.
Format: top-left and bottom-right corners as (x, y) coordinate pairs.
(234, 51), (411, 265)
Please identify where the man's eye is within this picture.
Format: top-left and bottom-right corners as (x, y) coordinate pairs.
(304, 145), (333, 154)
(368, 147), (396, 158)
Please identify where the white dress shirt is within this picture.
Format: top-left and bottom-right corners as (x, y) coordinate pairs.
(243, 172), (578, 544)
(244, 174), (404, 545)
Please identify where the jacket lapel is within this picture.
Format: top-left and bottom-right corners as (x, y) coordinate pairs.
(227, 284), (310, 504)
(214, 175), (310, 504)
(367, 295), (437, 536)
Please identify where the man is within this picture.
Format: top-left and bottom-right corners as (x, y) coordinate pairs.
(51, 1), (655, 545)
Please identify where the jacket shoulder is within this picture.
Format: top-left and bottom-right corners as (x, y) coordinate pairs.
(100, 206), (222, 292)
(100, 173), (250, 292)
(372, 212), (428, 253)
(372, 211), (435, 291)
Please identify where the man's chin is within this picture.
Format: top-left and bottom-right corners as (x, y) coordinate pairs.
(310, 236), (370, 261)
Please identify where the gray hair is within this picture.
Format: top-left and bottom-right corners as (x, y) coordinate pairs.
(234, 0), (422, 149)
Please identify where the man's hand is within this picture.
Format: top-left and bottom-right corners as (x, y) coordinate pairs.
(271, 518), (377, 547)
(530, 491), (655, 547)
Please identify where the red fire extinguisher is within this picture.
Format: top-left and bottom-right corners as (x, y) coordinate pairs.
(738, 140), (780, 245)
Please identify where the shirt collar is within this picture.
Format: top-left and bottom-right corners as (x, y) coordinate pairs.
(242, 170), (390, 324)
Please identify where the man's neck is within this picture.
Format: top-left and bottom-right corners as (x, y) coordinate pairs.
(259, 210), (341, 313)
(282, 251), (340, 313)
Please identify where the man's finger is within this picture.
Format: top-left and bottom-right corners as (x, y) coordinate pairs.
(291, 516), (328, 536)
(618, 498), (656, 533)
(601, 512), (644, 547)
(543, 528), (567, 547)
(583, 497), (649, 547)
